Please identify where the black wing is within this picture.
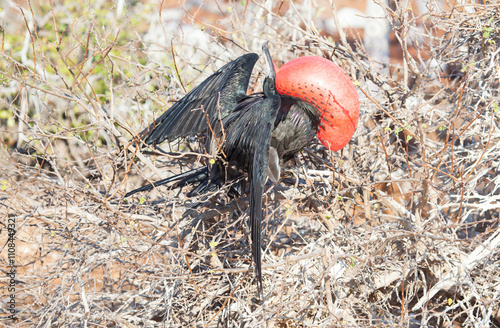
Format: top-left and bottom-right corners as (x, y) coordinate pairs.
(124, 166), (208, 198)
(222, 94), (282, 294)
(141, 53), (259, 145)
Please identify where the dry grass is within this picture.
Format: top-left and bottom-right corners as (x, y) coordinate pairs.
(1, 0), (499, 327)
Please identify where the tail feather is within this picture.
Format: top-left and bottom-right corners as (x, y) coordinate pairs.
(124, 166), (209, 198)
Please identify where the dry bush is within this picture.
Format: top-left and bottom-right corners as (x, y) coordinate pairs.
(0, 0), (499, 327)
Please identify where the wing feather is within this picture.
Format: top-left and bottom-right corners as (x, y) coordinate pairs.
(141, 53), (259, 145)
(222, 95), (281, 293)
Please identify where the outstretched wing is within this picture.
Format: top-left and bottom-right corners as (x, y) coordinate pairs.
(141, 53), (259, 145)
(223, 94), (281, 294)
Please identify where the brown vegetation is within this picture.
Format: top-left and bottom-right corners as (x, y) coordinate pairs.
(0, 0), (499, 327)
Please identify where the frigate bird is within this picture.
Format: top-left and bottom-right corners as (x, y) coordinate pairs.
(126, 43), (359, 294)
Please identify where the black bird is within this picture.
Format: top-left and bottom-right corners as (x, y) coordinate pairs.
(126, 42), (359, 294)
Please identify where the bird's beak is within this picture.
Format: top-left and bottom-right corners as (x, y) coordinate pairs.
(262, 41), (277, 79)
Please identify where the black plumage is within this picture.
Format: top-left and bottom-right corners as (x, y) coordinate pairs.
(126, 44), (328, 295)
(139, 53), (259, 145)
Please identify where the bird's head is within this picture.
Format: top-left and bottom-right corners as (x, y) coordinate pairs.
(262, 41), (278, 98)
(274, 55), (359, 151)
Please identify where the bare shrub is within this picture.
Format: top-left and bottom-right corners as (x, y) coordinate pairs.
(0, 1), (499, 327)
